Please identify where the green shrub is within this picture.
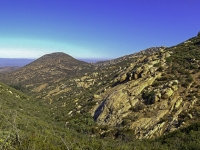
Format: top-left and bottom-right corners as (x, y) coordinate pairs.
(142, 91), (156, 105)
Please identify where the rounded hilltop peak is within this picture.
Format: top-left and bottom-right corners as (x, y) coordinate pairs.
(2, 51), (92, 85)
(45, 52), (69, 56)
(41, 52), (75, 59)
(37, 52), (83, 64)
(33, 52), (85, 66)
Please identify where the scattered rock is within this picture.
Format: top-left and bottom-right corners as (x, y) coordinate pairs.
(161, 88), (174, 99)
(174, 98), (183, 109)
(119, 73), (127, 82)
(188, 114), (193, 119)
(94, 94), (101, 99)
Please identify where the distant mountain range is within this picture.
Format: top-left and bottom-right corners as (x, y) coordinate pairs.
(0, 58), (35, 67)
(0, 58), (107, 67)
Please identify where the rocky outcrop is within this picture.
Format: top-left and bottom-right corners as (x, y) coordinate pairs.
(94, 88), (132, 126)
(91, 46), (200, 139)
(33, 83), (49, 92)
(93, 72), (161, 126)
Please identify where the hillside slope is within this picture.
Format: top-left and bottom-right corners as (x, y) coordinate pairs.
(0, 82), (68, 149)
(14, 33), (199, 140)
(0, 33), (200, 146)
(1, 82), (190, 150)
(0, 82), (136, 149)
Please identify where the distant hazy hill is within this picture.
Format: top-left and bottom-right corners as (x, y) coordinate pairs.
(0, 58), (35, 67)
(0, 66), (20, 73)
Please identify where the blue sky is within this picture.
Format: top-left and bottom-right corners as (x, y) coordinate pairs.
(0, 0), (200, 59)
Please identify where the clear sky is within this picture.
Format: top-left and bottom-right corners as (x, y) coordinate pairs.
(0, 0), (200, 59)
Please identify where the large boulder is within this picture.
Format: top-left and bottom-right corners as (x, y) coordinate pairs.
(119, 73), (127, 82)
(93, 88), (132, 126)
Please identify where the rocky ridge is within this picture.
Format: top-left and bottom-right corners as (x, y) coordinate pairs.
(95, 47), (165, 66)
(90, 35), (200, 139)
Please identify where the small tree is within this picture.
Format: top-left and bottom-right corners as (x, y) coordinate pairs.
(198, 31), (200, 36)
(142, 91), (156, 105)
